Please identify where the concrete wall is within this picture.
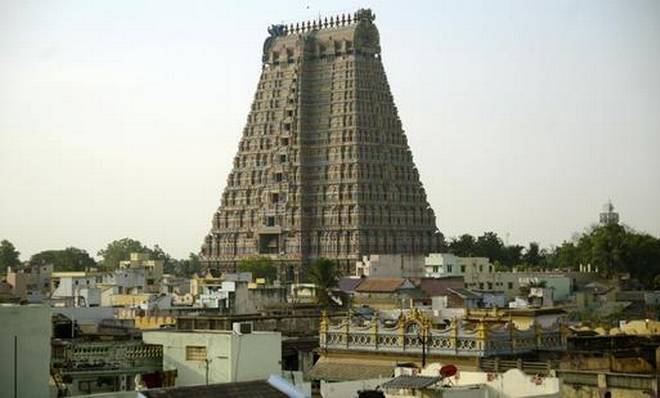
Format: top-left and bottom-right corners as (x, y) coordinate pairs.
(0, 304), (52, 398)
(143, 329), (281, 387)
(52, 306), (117, 327)
(357, 254), (426, 278)
(414, 365), (560, 398)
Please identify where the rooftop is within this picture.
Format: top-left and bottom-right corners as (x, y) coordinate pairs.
(140, 380), (287, 398)
(355, 277), (412, 293)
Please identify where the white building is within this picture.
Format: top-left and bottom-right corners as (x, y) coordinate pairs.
(425, 253), (493, 278)
(143, 327), (281, 387)
(52, 274), (103, 307)
(197, 280), (286, 314)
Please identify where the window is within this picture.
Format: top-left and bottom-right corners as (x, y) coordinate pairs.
(279, 154), (287, 164)
(479, 282), (484, 290)
(266, 216), (276, 227)
(487, 282), (493, 290)
(460, 265), (466, 273)
(508, 282), (514, 290)
(275, 172), (283, 182)
(447, 265), (453, 273)
(186, 346), (207, 361)
(433, 266), (438, 273)
(271, 193), (280, 203)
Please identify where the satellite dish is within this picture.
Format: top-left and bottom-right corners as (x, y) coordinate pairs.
(440, 364), (458, 378)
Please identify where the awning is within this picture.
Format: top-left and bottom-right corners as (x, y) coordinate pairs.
(308, 358), (394, 381)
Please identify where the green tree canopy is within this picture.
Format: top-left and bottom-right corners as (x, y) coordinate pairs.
(30, 247), (96, 272)
(0, 240), (20, 273)
(237, 256), (278, 282)
(523, 242), (542, 267)
(447, 232), (523, 267)
(97, 238), (166, 270)
(166, 253), (202, 277)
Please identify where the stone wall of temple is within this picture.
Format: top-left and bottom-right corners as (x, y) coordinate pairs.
(200, 9), (443, 279)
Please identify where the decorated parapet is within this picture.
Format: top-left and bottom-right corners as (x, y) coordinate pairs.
(320, 310), (568, 357)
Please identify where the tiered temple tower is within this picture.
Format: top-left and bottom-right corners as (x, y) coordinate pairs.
(200, 9), (443, 280)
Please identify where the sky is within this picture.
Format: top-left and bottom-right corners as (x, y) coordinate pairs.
(1, 0), (659, 260)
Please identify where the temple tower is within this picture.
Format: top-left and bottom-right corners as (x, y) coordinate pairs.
(200, 9), (443, 279)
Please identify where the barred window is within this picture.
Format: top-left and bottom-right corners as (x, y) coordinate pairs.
(185, 346), (207, 362)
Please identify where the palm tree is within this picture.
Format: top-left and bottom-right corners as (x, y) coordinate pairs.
(307, 258), (340, 308)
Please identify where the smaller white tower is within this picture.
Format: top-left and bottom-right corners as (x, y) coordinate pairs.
(599, 200), (619, 225)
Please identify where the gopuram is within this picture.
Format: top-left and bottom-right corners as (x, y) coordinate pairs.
(200, 9), (443, 279)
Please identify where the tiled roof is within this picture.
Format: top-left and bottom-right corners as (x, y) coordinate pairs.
(354, 277), (406, 293)
(418, 277), (464, 297)
(309, 358), (394, 381)
(140, 380), (288, 398)
(381, 375), (441, 390)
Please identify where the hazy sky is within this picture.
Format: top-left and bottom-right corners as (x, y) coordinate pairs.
(1, 0), (659, 260)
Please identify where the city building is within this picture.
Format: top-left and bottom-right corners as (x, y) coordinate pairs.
(425, 253), (492, 278)
(199, 9), (443, 278)
(101, 267), (147, 295)
(118, 253), (164, 293)
(311, 309), (568, 383)
(196, 278), (286, 313)
(51, 339), (166, 395)
(143, 327), (282, 386)
(51, 272), (103, 307)
(0, 304), (52, 398)
(356, 254), (426, 278)
(5, 263), (53, 302)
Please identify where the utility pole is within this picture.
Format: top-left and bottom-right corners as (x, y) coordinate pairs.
(205, 358), (210, 385)
(14, 335), (18, 398)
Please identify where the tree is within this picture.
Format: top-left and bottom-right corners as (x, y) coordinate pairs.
(590, 223), (627, 275)
(523, 242), (542, 267)
(499, 244), (524, 268)
(307, 258), (340, 308)
(237, 256), (278, 282)
(475, 232), (504, 262)
(552, 242), (580, 269)
(30, 247), (96, 272)
(97, 238), (150, 270)
(168, 253), (202, 277)
(0, 240), (20, 273)
(448, 234), (477, 257)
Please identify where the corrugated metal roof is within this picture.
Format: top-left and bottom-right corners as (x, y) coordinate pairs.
(448, 287), (481, 299)
(380, 375), (441, 389)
